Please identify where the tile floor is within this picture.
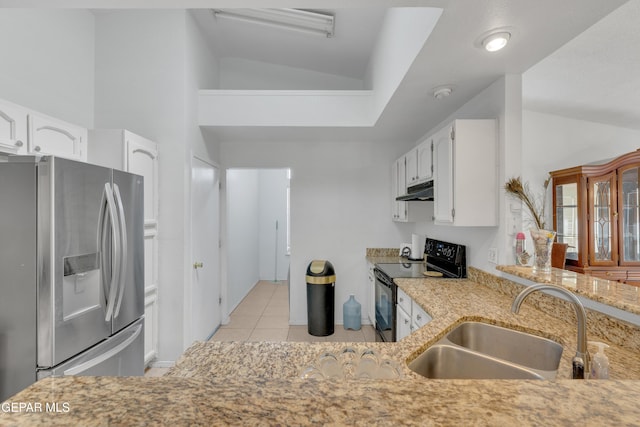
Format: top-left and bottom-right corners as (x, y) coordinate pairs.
(144, 280), (376, 377)
(212, 280), (376, 343)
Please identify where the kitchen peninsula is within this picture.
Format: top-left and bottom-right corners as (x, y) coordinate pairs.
(2, 267), (640, 426)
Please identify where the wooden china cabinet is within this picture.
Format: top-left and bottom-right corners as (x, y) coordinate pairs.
(551, 149), (640, 286)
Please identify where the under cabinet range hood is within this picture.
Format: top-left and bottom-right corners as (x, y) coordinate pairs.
(396, 180), (434, 201)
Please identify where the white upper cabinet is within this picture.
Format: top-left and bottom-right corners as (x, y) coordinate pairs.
(28, 112), (87, 161)
(417, 139), (433, 182)
(406, 140), (433, 187)
(0, 99), (87, 161)
(0, 99), (27, 154)
(391, 156), (408, 221)
(405, 147), (419, 186)
(433, 119), (497, 226)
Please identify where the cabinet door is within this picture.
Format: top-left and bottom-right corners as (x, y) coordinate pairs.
(553, 176), (582, 266)
(125, 133), (158, 227)
(405, 147), (418, 185)
(588, 172), (618, 266)
(366, 263), (376, 326)
(618, 164), (640, 265)
(0, 100), (27, 154)
(395, 305), (411, 341)
(417, 140), (433, 182)
(27, 113), (87, 161)
(412, 300), (432, 328)
(392, 157), (408, 222)
(433, 125), (454, 223)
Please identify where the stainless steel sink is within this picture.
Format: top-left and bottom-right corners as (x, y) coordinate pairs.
(408, 321), (563, 380)
(408, 344), (545, 379)
(445, 321), (563, 371)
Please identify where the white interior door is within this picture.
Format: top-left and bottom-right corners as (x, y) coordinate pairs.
(190, 157), (220, 342)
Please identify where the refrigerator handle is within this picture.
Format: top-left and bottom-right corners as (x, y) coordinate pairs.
(112, 184), (128, 318)
(62, 323), (142, 376)
(98, 187), (111, 309)
(103, 182), (122, 322)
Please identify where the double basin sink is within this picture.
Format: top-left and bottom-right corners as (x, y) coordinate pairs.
(408, 321), (563, 380)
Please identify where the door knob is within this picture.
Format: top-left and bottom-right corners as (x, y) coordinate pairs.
(193, 262), (204, 269)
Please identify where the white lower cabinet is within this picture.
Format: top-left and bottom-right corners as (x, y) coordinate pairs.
(144, 286), (159, 365)
(367, 261), (376, 326)
(396, 304), (412, 341)
(396, 287), (432, 341)
(89, 129), (159, 366)
(412, 300), (432, 330)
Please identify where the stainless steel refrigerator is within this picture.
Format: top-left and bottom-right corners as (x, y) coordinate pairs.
(0, 156), (144, 402)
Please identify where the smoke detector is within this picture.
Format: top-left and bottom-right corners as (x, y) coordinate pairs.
(432, 86), (454, 100)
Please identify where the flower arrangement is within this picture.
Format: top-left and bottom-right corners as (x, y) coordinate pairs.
(503, 176), (550, 230)
(504, 176), (555, 272)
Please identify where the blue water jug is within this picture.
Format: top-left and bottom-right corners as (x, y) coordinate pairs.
(343, 294), (361, 331)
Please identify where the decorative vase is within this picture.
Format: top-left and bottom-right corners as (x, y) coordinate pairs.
(343, 295), (361, 331)
(530, 228), (557, 274)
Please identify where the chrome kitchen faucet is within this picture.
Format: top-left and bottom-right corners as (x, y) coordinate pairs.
(511, 284), (590, 379)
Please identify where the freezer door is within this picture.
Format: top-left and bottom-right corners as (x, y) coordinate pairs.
(112, 169), (145, 333)
(37, 157), (113, 368)
(38, 318), (144, 378)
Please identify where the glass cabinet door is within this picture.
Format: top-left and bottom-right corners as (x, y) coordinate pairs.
(588, 172), (617, 265)
(619, 165), (640, 264)
(554, 181), (579, 262)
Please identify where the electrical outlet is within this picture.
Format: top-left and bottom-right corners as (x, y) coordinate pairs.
(488, 247), (498, 264)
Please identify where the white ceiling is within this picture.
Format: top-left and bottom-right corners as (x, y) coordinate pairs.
(193, 0), (634, 143)
(9, 0), (635, 142)
(193, 8), (387, 81)
(523, 0), (640, 131)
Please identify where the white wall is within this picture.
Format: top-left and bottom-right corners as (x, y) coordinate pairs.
(258, 169), (290, 281)
(0, 9), (95, 128)
(220, 140), (415, 325)
(226, 169), (260, 311)
(522, 110), (640, 186)
(220, 58), (363, 90)
(412, 75), (523, 271)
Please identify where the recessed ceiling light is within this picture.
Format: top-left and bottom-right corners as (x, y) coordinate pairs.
(482, 31), (511, 52)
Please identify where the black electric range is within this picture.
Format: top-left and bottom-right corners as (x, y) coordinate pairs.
(373, 238), (466, 342)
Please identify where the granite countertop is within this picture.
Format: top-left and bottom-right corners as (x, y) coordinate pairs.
(497, 265), (640, 315)
(3, 266), (640, 426)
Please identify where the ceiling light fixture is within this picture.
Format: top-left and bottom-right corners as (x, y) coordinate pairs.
(211, 9), (335, 38)
(481, 31), (511, 52)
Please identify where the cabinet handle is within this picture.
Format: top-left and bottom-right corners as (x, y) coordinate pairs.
(416, 314), (422, 321)
(15, 140), (23, 147)
(404, 319), (409, 324)
(399, 297), (404, 303)
(193, 262), (204, 269)
(34, 145), (41, 152)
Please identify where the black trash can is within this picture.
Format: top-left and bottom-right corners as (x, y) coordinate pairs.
(306, 260), (336, 336)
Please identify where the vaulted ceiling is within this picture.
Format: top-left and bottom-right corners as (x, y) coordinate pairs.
(191, 0), (634, 142)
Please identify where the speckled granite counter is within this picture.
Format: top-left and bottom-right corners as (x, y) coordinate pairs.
(3, 267), (640, 426)
(497, 265), (640, 315)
